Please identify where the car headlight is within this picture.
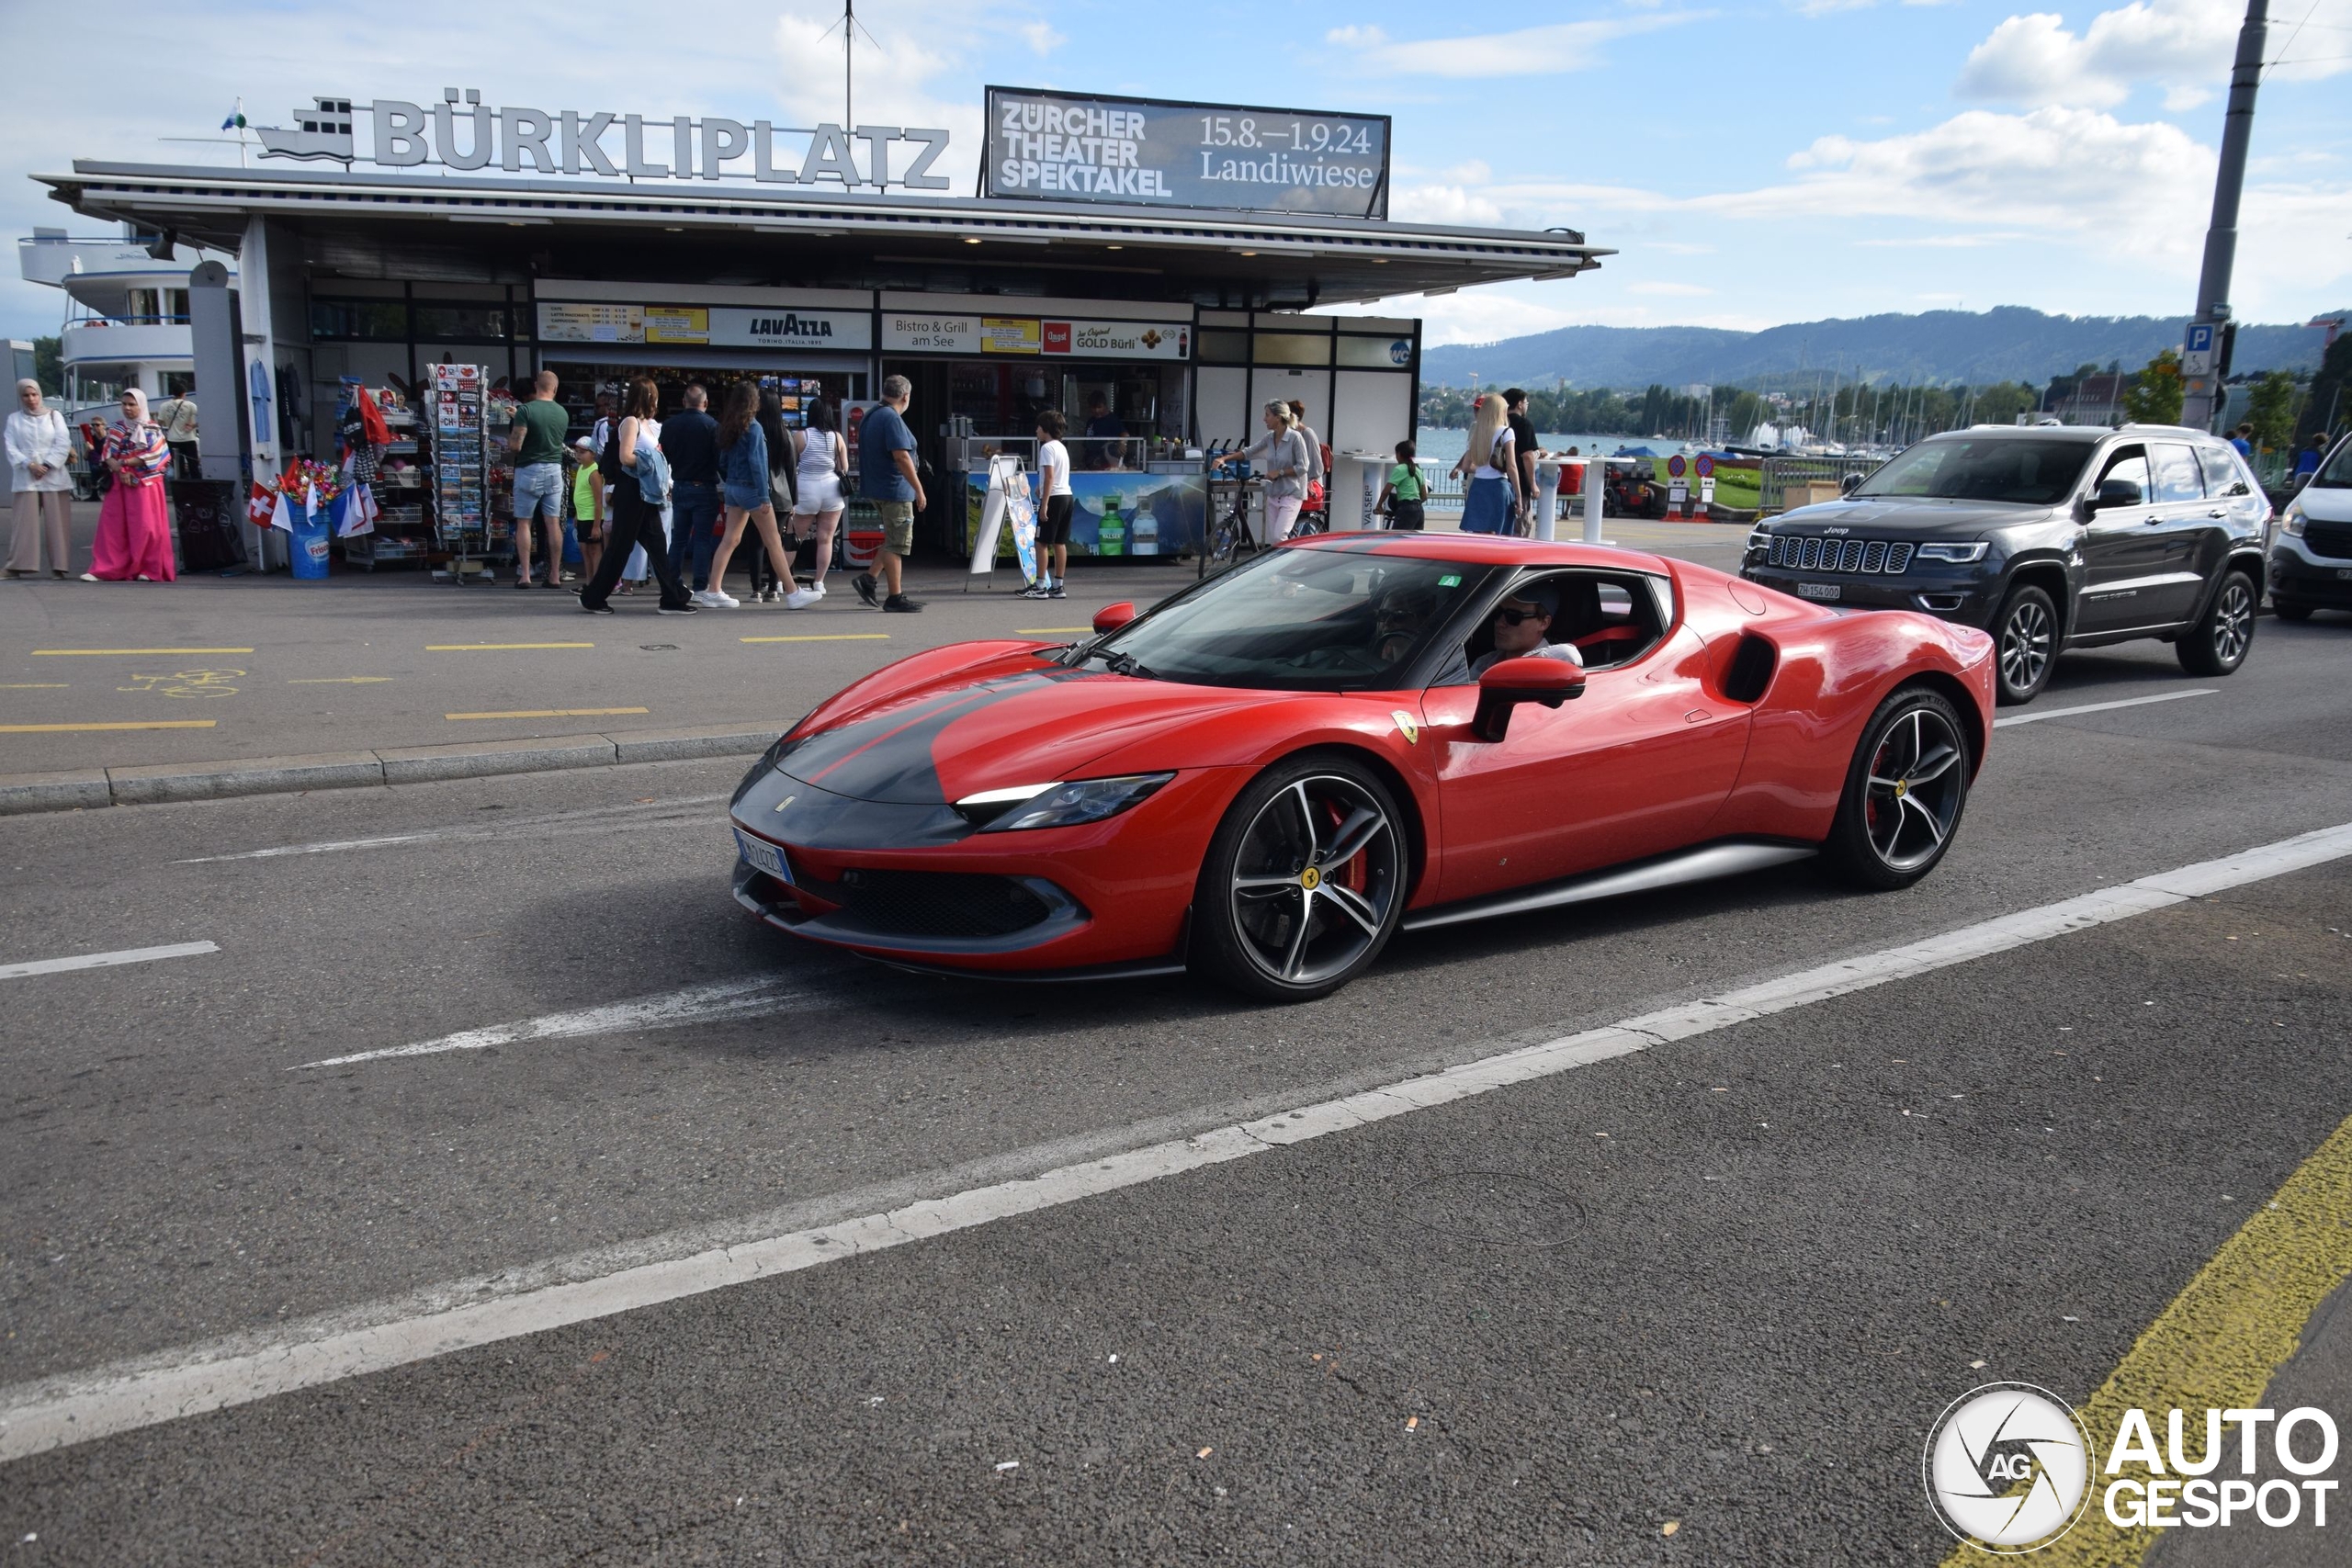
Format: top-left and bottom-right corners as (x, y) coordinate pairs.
(1745, 525), (1772, 553)
(1914, 542), (1989, 564)
(2279, 502), (2305, 537)
(957, 773), (1175, 831)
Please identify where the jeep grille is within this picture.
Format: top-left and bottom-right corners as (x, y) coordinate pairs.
(1769, 536), (1915, 575)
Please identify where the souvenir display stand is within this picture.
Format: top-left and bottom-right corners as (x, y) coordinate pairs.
(425, 363), (492, 582)
(335, 379), (425, 570)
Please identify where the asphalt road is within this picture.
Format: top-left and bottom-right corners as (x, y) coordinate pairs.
(2, 603), (2349, 1563)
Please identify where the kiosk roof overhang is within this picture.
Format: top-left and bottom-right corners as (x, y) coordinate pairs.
(37, 161), (1607, 307)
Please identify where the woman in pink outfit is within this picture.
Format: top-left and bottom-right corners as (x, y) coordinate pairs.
(84, 389), (175, 582)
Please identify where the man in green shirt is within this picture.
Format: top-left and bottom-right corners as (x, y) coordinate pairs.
(507, 369), (572, 588)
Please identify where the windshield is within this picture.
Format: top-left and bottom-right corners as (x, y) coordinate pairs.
(2315, 437), (2352, 490)
(1853, 437), (2096, 506)
(1088, 549), (1498, 691)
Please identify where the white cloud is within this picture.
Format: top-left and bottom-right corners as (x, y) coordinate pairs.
(1018, 20), (1065, 54)
(1956, 0), (2352, 109)
(1628, 280), (1715, 295)
(1327, 13), (1704, 78)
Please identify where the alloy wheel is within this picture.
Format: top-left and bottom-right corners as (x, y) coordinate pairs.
(1862, 706), (1966, 873)
(1227, 774), (1402, 987)
(2211, 579), (2253, 666)
(1999, 600), (2052, 694)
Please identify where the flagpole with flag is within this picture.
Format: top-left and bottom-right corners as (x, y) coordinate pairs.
(220, 99), (249, 166)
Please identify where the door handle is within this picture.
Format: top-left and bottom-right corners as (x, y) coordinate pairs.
(2206, 509), (2227, 518)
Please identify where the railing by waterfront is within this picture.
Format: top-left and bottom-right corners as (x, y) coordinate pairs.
(1758, 455), (1883, 514)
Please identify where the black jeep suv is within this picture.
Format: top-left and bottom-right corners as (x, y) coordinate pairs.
(1741, 425), (2271, 704)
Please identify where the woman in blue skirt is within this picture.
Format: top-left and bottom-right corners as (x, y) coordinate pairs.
(1453, 393), (1522, 535)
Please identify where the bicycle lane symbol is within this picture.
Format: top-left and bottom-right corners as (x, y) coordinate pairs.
(118, 669), (245, 699)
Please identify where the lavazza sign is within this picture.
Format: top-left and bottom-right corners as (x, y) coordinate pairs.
(254, 90), (951, 191)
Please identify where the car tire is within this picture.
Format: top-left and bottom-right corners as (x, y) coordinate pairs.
(1823, 685), (1972, 893)
(2177, 570), (2257, 676)
(2271, 597), (2313, 623)
(1189, 752), (1408, 1002)
(1991, 584), (2060, 706)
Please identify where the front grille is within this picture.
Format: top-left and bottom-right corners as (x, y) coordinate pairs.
(2304, 520), (2352, 560)
(795, 864), (1058, 939)
(1768, 535), (1915, 575)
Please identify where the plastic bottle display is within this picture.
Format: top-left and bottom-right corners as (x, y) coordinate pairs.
(1129, 489), (1159, 556)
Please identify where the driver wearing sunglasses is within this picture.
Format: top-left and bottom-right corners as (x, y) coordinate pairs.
(1470, 581), (1585, 676)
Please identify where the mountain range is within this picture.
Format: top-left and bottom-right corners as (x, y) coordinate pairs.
(1417, 306), (2344, 391)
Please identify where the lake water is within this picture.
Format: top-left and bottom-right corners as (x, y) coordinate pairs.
(1412, 428), (1679, 466)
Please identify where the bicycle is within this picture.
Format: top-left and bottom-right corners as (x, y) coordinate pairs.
(1202, 463), (1262, 576)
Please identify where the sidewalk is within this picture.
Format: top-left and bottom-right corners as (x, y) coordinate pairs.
(0, 562), (1193, 780)
(1, 523), (1751, 813)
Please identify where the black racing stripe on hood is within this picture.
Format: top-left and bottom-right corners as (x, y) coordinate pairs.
(776, 666), (1096, 803)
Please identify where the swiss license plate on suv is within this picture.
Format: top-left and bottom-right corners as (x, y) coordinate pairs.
(1797, 582), (1842, 601)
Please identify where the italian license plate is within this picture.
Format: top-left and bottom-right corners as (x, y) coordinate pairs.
(733, 829), (791, 884)
(1797, 582), (1842, 601)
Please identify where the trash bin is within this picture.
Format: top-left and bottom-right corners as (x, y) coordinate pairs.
(289, 507), (332, 580)
(167, 479), (250, 574)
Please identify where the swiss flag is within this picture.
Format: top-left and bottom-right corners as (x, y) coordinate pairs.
(247, 480), (278, 528)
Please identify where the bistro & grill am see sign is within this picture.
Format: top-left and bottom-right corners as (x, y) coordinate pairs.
(253, 90), (949, 191)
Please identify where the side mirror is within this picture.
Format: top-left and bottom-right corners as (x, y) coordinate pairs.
(1839, 472), (1863, 496)
(1091, 601), (1136, 635)
(2090, 479), (2143, 512)
(1470, 656), (1586, 742)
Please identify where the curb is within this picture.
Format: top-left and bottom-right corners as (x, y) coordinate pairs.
(0, 724), (778, 817)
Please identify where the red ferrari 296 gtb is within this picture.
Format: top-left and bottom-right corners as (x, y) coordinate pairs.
(729, 535), (1996, 1000)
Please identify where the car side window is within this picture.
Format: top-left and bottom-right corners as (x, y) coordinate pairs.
(2096, 446), (2151, 500)
(1454, 570), (1668, 680)
(2150, 443), (2205, 503)
(2197, 445), (2247, 498)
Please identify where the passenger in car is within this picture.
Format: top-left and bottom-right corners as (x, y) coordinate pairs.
(1470, 582), (1586, 675)
(1374, 580), (1440, 666)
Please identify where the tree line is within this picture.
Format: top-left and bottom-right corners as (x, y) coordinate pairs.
(1421, 347), (2347, 457)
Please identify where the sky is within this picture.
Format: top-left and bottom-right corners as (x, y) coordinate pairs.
(2, 0), (2346, 348)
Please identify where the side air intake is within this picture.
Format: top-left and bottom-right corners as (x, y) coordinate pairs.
(1723, 634), (1777, 704)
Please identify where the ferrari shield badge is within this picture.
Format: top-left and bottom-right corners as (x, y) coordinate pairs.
(1391, 710), (1419, 745)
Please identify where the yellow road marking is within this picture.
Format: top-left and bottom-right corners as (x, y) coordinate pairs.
(445, 707), (649, 721)
(288, 677), (394, 684)
(425, 642), (594, 651)
(739, 634), (891, 644)
(31, 648), (253, 656)
(1015, 627), (1091, 635)
(0, 682), (69, 689)
(0, 720), (218, 733)
(1939, 1111), (2352, 1566)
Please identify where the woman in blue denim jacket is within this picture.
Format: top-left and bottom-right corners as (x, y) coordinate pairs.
(697, 381), (797, 609)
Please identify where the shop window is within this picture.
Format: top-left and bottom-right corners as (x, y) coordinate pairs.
(1195, 330), (1250, 365)
(413, 304), (509, 341)
(311, 299), (411, 341)
(1251, 333), (1331, 367)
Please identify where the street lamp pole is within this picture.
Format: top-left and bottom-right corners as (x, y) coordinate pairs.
(2180, 0), (2268, 431)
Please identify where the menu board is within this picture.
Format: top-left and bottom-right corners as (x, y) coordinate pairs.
(983, 87), (1389, 219)
(537, 303), (645, 344)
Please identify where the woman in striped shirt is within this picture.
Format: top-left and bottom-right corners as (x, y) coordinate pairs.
(85, 389), (176, 581)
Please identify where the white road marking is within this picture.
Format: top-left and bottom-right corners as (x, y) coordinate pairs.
(1994, 687), (2216, 728)
(0, 942), (218, 982)
(294, 976), (823, 1068)
(8, 819), (2352, 1461)
(172, 794), (729, 864)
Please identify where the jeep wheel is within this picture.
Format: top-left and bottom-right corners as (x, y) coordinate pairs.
(1992, 585), (2059, 705)
(2178, 571), (2256, 677)
(2271, 598), (2313, 624)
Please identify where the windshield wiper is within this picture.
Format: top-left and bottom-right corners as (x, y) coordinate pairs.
(1094, 649), (1157, 680)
